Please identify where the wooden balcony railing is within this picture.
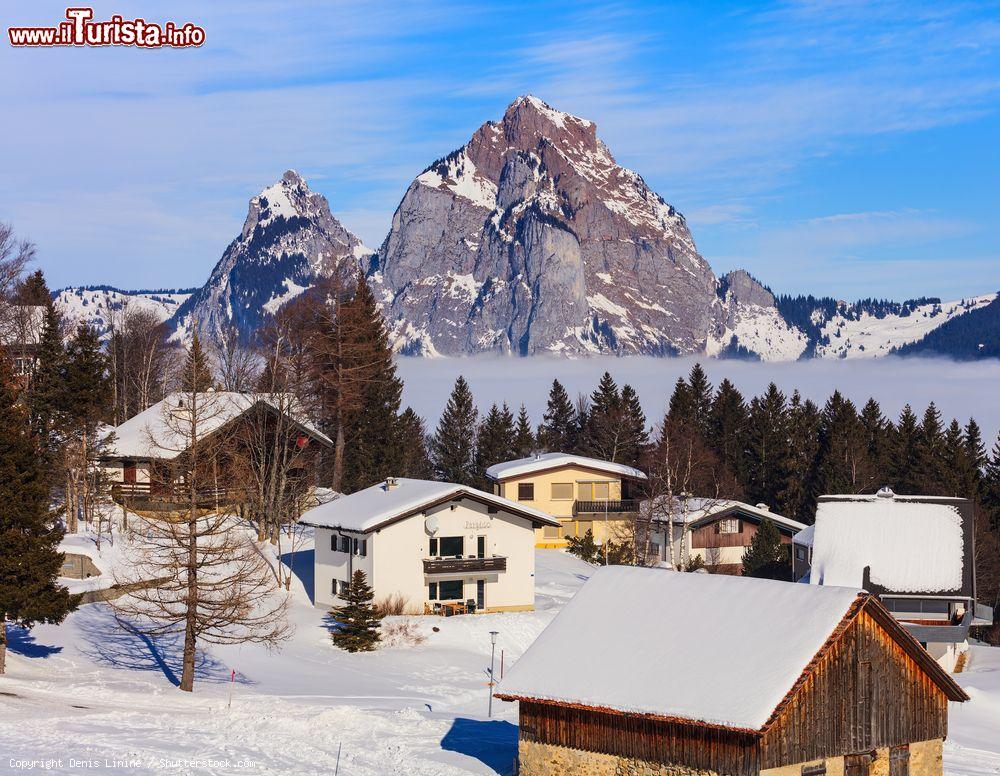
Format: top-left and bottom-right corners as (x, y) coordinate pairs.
(111, 481), (243, 510)
(573, 499), (639, 516)
(422, 556), (507, 575)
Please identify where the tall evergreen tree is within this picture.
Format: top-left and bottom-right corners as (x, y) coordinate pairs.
(579, 372), (626, 462)
(887, 405), (921, 493)
(707, 379), (749, 488)
(815, 391), (873, 495)
(13, 269), (50, 305)
(963, 419), (987, 500)
(619, 384), (650, 468)
(396, 408), (433, 480)
(741, 518), (790, 580)
(745, 384), (790, 510)
(475, 403), (516, 488)
(340, 275), (405, 493)
(914, 402), (948, 493)
(686, 363), (713, 438)
(430, 376), (478, 485)
(0, 357), (76, 673)
(26, 300), (65, 459)
(781, 391), (822, 522)
(330, 570), (382, 652)
(860, 398), (890, 487)
(180, 333), (215, 393)
(666, 377), (696, 428)
(940, 419), (972, 498)
(537, 379), (576, 452)
(513, 404), (535, 458)
(984, 436), (1000, 529)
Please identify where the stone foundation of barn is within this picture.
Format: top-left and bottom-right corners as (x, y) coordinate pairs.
(516, 738), (944, 776)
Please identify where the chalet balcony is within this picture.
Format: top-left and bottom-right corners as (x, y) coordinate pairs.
(572, 499), (639, 516)
(110, 481), (244, 511)
(422, 556), (507, 575)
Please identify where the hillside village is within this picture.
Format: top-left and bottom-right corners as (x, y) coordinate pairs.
(0, 225), (999, 774)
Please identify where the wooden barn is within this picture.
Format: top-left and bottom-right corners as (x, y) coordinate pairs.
(496, 566), (968, 776)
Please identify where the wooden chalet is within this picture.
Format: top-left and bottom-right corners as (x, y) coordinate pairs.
(102, 391), (334, 513)
(496, 566), (968, 776)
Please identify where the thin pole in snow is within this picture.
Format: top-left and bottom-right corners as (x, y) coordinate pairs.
(335, 742), (341, 775)
(227, 668), (235, 709)
(500, 649), (504, 680)
(488, 630), (499, 717)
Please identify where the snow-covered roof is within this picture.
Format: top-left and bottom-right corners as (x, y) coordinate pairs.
(108, 392), (332, 460)
(793, 522), (815, 547)
(809, 494), (966, 593)
(497, 566), (863, 731)
(643, 496), (806, 533)
(485, 452), (646, 482)
(299, 478), (561, 532)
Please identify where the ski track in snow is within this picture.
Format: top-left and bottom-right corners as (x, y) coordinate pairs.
(1, 529), (998, 775)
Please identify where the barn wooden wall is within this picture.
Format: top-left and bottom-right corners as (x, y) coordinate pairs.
(518, 701), (760, 776)
(759, 610), (949, 769)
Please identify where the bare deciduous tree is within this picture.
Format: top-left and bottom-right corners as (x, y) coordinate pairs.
(112, 351), (289, 692)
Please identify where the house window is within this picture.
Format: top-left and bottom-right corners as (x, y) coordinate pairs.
(438, 579), (463, 600)
(542, 525), (561, 539)
(795, 546), (807, 561)
(718, 518), (741, 534)
(551, 482), (574, 500)
(518, 483), (534, 501)
(336, 580), (349, 596)
(429, 537), (438, 557)
(331, 534), (338, 552)
(579, 482), (611, 500)
(339, 536), (350, 553)
(352, 538), (366, 557)
(428, 582), (438, 600)
(438, 536), (464, 557)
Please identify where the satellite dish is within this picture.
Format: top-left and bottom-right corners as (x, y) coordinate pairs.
(424, 514), (440, 535)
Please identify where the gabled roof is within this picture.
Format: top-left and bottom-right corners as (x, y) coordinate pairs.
(485, 452), (646, 482)
(107, 392), (332, 460)
(809, 493), (973, 596)
(643, 497), (806, 533)
(298, 478), (561, 533)
(496, 566), (966, 733)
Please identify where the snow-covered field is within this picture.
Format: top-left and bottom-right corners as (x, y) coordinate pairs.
(2, 526), (998, 775)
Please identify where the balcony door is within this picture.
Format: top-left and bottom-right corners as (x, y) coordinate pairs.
(477, 579), (485, 609)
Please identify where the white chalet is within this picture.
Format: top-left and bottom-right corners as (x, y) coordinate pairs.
(301, 478), (561, 614)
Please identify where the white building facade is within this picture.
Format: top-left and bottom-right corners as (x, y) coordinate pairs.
(302, 478), (561, 614)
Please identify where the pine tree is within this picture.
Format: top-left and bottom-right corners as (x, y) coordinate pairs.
(887, 405), (921, 493)
(707, 379), (749, 487)
(513, 405), (535, 458)
(0, 358), (76, 674)
(565, 529), (601, 565)
(745, 384), (790, 509)
(963, 419), (987, 500)
(687, 363), (713, 438)
(914, 403), (948, 493)
(780, 391), (821, 522)
(180, 333), (215, 393)
(26, 300), (65, 459)
(475, 403), (516, 488)
(430, 376), (478, 485)
(396, 408), (433, 479)
(984, 436), (1000, 529)
(14, 269), (50, 305)
(860, 398), (890, 487)
(619, 384), (650, 468)
(61, 325), (111, 535)
(579, 372), (625, 461)
(940, 419), (972, 498)
(741, 518), (789, 580)
(815, 391), (873, 495)
(537, 379), (576, 452)
(340, 275), (404, 493)
(666, 377), (696, 428)
(331, 570), (382, 652)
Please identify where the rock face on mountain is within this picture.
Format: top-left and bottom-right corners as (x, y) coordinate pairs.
(368, 96), (719, 356)
(169, 170), (369, 344)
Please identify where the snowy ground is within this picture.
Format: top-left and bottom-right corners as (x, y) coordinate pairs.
(1, 528), (998, 775)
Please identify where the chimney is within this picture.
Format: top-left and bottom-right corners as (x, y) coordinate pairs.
(876, 486), (895, 499)
(755, 503), (769, 512)
(385, 477), (399, 491)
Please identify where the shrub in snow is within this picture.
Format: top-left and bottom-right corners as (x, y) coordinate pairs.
(330, 570), (382, 652)
(379, 620), (427, 649)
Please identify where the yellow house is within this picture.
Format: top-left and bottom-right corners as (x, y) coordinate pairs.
(485, 453), (647, 548)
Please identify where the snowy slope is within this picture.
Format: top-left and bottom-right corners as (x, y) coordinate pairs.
(54, 287), (192, 340)
(813, 294), (997, 359)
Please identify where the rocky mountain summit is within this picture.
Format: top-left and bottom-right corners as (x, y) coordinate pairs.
(168, 170), (370, 343)
(368, 95), (719, 356)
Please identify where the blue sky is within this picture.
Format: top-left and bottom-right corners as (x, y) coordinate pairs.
(2, 0), (998, 299)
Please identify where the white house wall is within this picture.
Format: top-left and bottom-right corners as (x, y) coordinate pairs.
(314, 497), (537, 614)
